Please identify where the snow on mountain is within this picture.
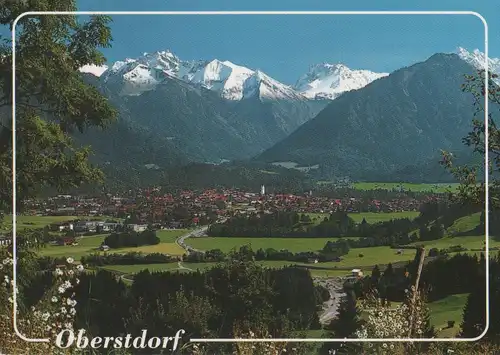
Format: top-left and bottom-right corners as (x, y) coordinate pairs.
(102, 50), (306, 101)
(294, 63), (388, 100)
(187, 59), (254, 100)
(79, 64), (109, 77)
(243, 70), (305, 101)
(457, 47), (500, 84)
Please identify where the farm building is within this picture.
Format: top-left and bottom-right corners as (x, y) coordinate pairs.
(57, 237), (76, 246)
(351, 269), (363, 277)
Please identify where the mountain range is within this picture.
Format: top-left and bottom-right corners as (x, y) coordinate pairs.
(78, 49), (386, 169)
(76, 47), (495, 187)
(81, 49), (387, 101)
(258, 49), (495, 181)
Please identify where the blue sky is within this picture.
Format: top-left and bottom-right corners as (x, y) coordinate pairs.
(65, 1), (500, 83)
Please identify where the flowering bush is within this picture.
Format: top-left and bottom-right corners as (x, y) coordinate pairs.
(0, 248), (85, 354)
(354, 287), (432, 354)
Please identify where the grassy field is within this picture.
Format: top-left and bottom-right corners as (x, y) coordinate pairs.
(352, 182), (459, 193)
(306, 211), (420, 225)
(410, 212), (494, 251)
(38, 234), (107, 259)
(101, 260), (354, 278)
(101, 263), (181, 274)
(1, 215), (121, 233)
(38, 229), (189, 260)
(156, 229), (189, 243)
(446, 213), (482, 236)
(349, 211), (420, 223)
(428, 293), (469, 337)
(412, 235), (496, 251)
(186, 211), (489, 274)
(2, 215), (78, 233)
(112, 229), (187, 256)
(187, 237), (359, 253)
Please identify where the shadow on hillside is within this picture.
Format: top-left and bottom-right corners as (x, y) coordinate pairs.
(450, 225), (484, 237)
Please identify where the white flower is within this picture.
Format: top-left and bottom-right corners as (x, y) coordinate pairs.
(0, 264), (3, 270)
(58, 286), (65, 294)
(51, 296), (58, 303)
(54, 268), (63, 276)
(8, 297), (13, 303)
(42, 312), (50, 321)
(66, 299), (77, 307)
(64, 322), (73, 329)
(68, 270), (74, 276)
(76, 265), (84, 272)
(66, 257), (74, 264)
(60, 307), (67, 314)
(69, 308), (76, 315)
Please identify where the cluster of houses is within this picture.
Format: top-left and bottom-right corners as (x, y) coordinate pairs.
(18, 185), (439, 232)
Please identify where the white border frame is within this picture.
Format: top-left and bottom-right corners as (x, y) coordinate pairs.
(11, 10), (489, 344)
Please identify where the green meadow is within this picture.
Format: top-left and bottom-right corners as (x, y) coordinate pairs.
(352, 182), (459, 193)
(37, 229), (189, 260)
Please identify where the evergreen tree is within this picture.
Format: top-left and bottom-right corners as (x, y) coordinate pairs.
(460, 283), (486, 339)
(319, 290), (362, 354)
(371, 265), (381, 287)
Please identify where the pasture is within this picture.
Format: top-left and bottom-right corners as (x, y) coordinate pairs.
(186, 237), (358, 253)
(101, 263), (182, 274)
(353, 182), (459, 193)
(2, 214), (121, 233)
(446, 212), (482, 236)
(428, 293), (469, 338)
(100, 260), (354, 278)
(2, 215), (78, 233)
(349, 211), (420, 223)
(412, 235), (497, 251)
(306, 211), (420, 225)
(38, 234), (107, 259)
(38, 229), (189, 260)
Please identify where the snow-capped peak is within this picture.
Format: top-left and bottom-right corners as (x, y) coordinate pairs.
(79, 64), (109, 77)
(103, 49), (304, 101)
(242, 70), (305, 101)
(457, 47), (500, 77)
(188, 59), (255, 100)
(294, 62), (388, 100)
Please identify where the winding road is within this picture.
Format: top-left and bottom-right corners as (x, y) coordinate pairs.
(314, 277), (346, 325)
(175, 225), (209, 254)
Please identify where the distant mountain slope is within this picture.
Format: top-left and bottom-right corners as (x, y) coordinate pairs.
(257, 53), (489, 181)
(73, 74), (188, 172)
(77, 51), (329, 164)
